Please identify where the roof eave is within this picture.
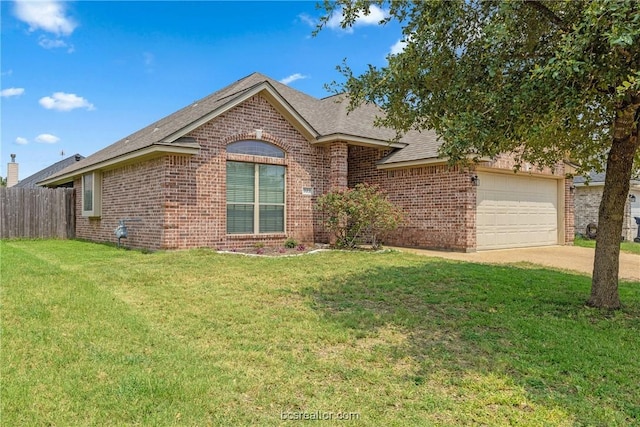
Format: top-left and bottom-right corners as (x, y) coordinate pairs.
(39, 142), (200, 187)
(376, 157), (448, 170)
(572, 181), (604, 187)
(575, 181), (640, 189)
(314, 133), (407, 149)
(376, 155), (492, 170)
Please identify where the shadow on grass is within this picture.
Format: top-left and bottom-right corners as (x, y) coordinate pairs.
(302, 259), (640, 424)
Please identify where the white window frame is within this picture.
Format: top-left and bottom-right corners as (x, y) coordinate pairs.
(226, 162), (286, 235)
(81, 172), (102, 217)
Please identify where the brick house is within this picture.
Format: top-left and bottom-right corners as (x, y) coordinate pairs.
(573, 172), (640, 241)
(41, 72), (574, 251)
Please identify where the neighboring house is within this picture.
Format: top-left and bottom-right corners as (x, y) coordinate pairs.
(14, 154), (84, 188)
(40, 72), (574, 251)
(573, 172), (640, 241)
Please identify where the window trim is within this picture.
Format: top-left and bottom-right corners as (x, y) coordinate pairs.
(81, 171), (102, 217)
(226, 161), (286, 235)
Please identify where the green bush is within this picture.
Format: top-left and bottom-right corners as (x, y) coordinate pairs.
(284, 237), (298, 249)
(316, 183), (403, 249)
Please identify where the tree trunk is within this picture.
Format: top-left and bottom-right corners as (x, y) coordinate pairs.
(589, 101), (640, 309)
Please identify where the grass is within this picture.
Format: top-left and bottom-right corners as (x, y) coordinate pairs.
(1, 240), (639, 426)
(574, 236), (640, 255)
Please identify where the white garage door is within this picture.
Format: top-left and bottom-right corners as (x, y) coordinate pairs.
(477, 173), (558, 250)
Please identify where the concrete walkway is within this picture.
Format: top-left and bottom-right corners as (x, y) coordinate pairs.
(390, 245), (640, 281)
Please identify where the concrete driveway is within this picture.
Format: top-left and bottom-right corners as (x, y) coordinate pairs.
(391, 245), (640, 281)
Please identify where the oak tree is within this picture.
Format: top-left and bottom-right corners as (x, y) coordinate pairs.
(320, 0), (640, 309)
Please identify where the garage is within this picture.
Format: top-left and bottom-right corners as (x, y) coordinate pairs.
(476, 172), (559, 250)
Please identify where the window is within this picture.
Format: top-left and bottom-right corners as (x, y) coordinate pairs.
(82, 172), (101, 217)
(226, 162), (285, 234)
(226, 140), (286, 234)
(227, 140), (285, 158)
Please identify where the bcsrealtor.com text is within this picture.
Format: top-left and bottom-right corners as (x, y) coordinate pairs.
(280, 411), (360, 421)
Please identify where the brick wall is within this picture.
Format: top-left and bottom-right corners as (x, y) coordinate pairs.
(329, 142), (348, 189)
(564, 179), (575, 245)
(574, 185), (637, 241)
(348, 146), (476, 251)
(574, 186), (601, 238)
(486, 153), (564, 175)
(74, 158), (166, 249)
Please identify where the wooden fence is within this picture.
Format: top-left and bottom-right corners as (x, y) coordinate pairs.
(0, 187), (75, 239)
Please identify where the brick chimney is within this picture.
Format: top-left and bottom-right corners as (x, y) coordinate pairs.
(7, 154), (19, 187)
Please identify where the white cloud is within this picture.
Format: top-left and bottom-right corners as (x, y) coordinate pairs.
(1, 87), (25, 97)
(15, 137), (29, 145)
(38, 36), (65, 48)
(390, 39), (407, 55)
(35, 133), (60, 144)
(355, 5), (387, 25)
(326, 12), (346, 31)
(39, 92), (95, 112)
(14, 0), (77, 36)
(1, 69), (14, 77)
(327, 5), (388, 32)
(279, 73), (309, 85)
(298, 13), (316, 28)
(38, 36), (74, 52)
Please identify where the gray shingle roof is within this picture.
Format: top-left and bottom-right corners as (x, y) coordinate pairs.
(574, 170), (640, 185)
(573, 171), (606, 184)
(377, 130), (441, 165)
(43, 72), (443, 183)
(15, 154), (84, 188)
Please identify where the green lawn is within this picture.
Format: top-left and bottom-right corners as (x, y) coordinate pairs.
(574, 236), (640, 255)
(2, 240), (639, 426)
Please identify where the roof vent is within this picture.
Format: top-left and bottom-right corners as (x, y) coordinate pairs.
(153, 127), (159, 132)
(174, 136), (197, 144)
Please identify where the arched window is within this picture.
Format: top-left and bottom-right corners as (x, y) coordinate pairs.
(227, 140), (285, 158)
(226, 140), (286, 234)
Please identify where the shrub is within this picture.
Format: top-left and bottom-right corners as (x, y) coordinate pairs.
(316, 183), (403, 249)
(284, 237), (298, 249)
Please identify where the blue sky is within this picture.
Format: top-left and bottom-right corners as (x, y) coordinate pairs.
(1, 0), (405, 180)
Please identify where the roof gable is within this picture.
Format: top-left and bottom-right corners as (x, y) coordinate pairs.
(160, 81), (319, 143)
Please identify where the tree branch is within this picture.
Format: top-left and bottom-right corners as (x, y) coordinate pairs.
(524, 1), (568, 30)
